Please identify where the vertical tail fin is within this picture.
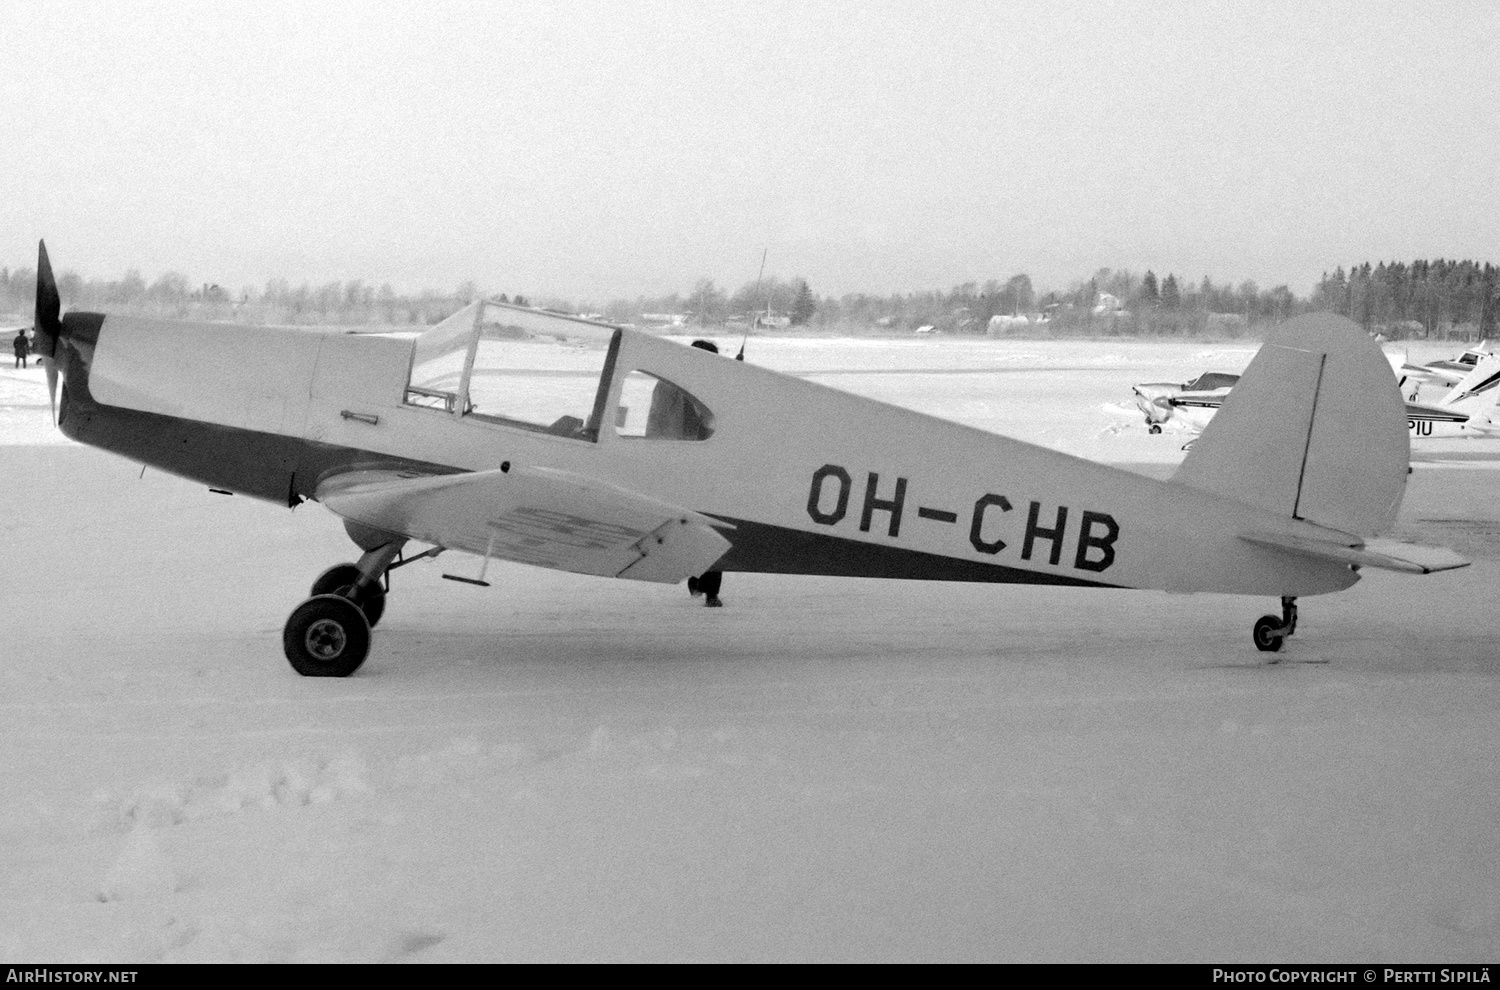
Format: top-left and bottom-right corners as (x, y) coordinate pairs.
(1432, 355), (1500, 432)
(1173, 313), (1408, 536)
(1439, 354), (1500, 409)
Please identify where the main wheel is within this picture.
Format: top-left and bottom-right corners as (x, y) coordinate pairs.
(310, 563), (386, 628)
(1252, 614), (1285, 653)
(311, 563), (360, 597)
(283, 594), (371, 677)
(1148, 424), (1162, 434)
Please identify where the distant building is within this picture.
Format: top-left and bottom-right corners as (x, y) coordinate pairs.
(640, 313), (689, 328)
(1092, 292), (1124, 316)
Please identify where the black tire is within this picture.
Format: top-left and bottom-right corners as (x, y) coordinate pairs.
(353, 588), (385, 629)
(1252, 615), (1285, 653)
(1148, 424), (1162, 434)
(311, 563), (361, 597)
(310, 563), (386, 628)
(283, 594), (371, 677)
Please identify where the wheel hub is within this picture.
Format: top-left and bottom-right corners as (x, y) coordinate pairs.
(305, 618), (348, 659)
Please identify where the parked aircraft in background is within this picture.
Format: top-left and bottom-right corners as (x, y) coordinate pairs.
(31, 241), (1465, 675)
(1405, 356), (1500, 437)
(1136, 355), (1500, 441)
(1132, 371), (1242, 434)
(1401, 340), (1499, 389)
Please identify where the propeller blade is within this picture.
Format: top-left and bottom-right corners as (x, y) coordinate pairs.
(34, 240), (61, 359)
(44, 357), (58, 424)
(34, 241), (65, 428)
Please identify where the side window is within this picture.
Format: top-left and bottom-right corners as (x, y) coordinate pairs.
(616, 370), (714, 440)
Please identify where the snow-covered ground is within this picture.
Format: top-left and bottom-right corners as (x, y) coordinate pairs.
(3, 337), (1499, 962)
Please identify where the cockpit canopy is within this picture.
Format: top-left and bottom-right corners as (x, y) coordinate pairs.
(405, 300), (620, 439)
(404, 300), (716, 443)
(1183, 372), (1240, 392)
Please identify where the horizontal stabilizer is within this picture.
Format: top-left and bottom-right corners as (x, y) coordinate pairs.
(1239, 530), (1470, 575)
(317, 465), (732, 584)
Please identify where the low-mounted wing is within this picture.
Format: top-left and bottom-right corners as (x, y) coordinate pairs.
(317, 465), (732, 584)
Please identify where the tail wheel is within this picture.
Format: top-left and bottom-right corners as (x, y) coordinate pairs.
(284, 594), (371, 677)
(1252, 615), (1285, 653)
(310, 563), (386, 628)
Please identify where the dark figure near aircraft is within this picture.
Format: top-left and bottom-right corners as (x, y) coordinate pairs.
(684, 339), (724, 607)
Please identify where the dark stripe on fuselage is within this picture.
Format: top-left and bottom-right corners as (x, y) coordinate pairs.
(1453, 367), (1500, 396)
(1406, 407), (1468, 423)
(707, 514), (1120, 587)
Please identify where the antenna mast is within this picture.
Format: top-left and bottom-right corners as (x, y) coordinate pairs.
(738, 247), (767, 361)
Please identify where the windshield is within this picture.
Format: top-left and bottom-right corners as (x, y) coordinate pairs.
(405, 301), (620, 439)
(405, 304), (476, 411)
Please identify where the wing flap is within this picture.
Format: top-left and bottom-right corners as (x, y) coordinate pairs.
(1239, 530), (1470, 575)
(317, 466), (732, 584)
(617, 516), (736, 582)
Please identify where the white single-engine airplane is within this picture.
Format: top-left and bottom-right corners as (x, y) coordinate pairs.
(1132, 371), (1241, 434)
(30, 242), (1467, 675)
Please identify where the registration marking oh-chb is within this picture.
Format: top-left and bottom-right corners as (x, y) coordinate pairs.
(805, 463), (1120, 574)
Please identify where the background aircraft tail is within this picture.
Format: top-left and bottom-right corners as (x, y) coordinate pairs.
(1173, 313), (1408, 536)
(1439, 354), (1500, 412)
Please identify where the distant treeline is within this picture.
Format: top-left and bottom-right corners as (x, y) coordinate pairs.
(0, 267), (499, 327)
(1310, 260), (1499, 338)
(556, 270), (1311, 338)
(2, 259), (1494, 339)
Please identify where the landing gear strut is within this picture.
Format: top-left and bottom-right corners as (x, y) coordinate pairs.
(1252, 596), (1298, 656)
(310, 562), (386, 627)
(283, 539), (407, 677)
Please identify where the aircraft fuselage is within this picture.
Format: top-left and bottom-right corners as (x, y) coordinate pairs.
(53, 310), (1365, 597)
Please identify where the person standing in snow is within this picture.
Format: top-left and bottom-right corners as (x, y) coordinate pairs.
(684, 339), (725, 608)
(12, 328), (29, 369)
(647, 338), (727, 608)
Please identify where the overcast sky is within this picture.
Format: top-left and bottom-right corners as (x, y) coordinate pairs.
(2, 0), (1496, 302)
